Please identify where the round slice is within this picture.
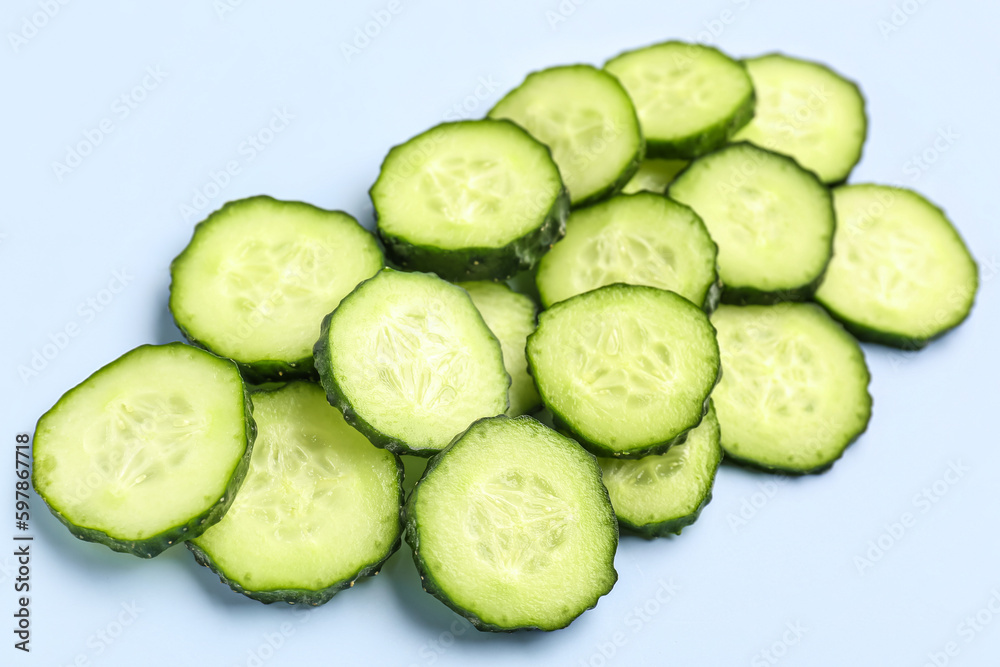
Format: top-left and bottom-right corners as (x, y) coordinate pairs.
(621, 158), (689, 194)
(599, 401), (722, 538)
(372, 119), (569, 281)
(535, 192), (720, 310)
(815, 184), (978, 348)
(604, 41), (755, 159)
(170, 196), (384, 383)
(405, 416), (618, 631)
(711, 303), (872, 473)
(732, 53), (867, 184)
(32, 343), (255, 558)
(488, 64), (644, 206)
(188, 382), (402, 605)
(527, 284), (720, 458)
(669, 143), (835, 304)
(456, 281), (541, 416)
(315, 269), (509, 456)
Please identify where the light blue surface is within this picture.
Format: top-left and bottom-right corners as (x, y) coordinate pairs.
(3, 1), (999, 665)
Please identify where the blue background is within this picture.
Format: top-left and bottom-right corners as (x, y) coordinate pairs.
(3, 1), (998, 665)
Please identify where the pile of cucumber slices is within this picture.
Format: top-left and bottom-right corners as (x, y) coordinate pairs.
(32, 40), (977, 632)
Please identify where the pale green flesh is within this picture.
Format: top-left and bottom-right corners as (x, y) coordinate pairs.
(528, 285), (719, 453)
(192, 383), (399, 592)
(605, 42), (752, 143)
(711, 304), (871, 471)
(413, 417), (617, 630)
(489, 65), (642, 205)
(328, 270), (508, 451)
(622, 159), (688, 194)
(457, 281), (540, 417)
(171, 197), (383, 364)
(599, 403), (720, 527)
(669, 143), (833, 292)
(373, 120), (563, 249)
(815, 185), (977, 341)
(33, 345), (248, 540)
(732, 54), (866, 184)
(536, 193), (717, 308)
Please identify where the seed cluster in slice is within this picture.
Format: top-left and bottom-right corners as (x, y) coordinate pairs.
(605, 41), (755, 159)
(815, 184), (978, 348)
(456, 281), (541, 416)
(315, 269), (509, 456)
(535, 192), (720, 310)
(711, 304), (872, 473)
(32, 344), (255, 558)
(489, 64), (644, 206)
(406, 416), (618, 631)
(170, 196), (383, 382)
(372, 119), (569, 281)
(527, 284), (720, 458)
(670, 142), (835, 304)
(599, 401), (722, 537)
(732, 53), (867, 184)
(189, 382), (402, 605)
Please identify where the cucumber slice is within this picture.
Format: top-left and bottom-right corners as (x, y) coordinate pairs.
(527, 284), (720, 458)
(456, 281), (541, 416)
(314, 269), (509, 456)
(405, 416), (618, 631)
(604, 41), (755, 159)
(669, 143), (835, 304)
(372, 119), (569, 281)
(535, 192), (720, 310)
(711, 304), (872, 473)
(815, 185), (978, 348)
(488, 64), (644, 207)
(599, 402), (721, 538)
(732, 53), (867, 184)
(621, 158), (688, 194)
(189, 382), (402, 605)
(32, 343), (254, 558)
(170, 196), (383, 383)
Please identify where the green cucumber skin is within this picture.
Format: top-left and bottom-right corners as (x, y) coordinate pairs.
(32, 344), (257, 559)
(313, 271), (510, 457)
(187, 452), (404, 605)
(404, 415), (619, 632)
(618, 490), (714, 539)
(606, 42), (756, 160)
(376, 190), (570, 282)
(169, 195), (385, 384)
(816, 299), (976, 351)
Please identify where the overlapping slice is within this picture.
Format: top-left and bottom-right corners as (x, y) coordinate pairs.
(32, 343), (255, 557)
(489, 64), (644, 206)
(170, 196), (384, 382)
(315, 269), (509, 456)
(815, 184), (978, 348)
(622, 158), (689, 194)
(405, 416), (618, 631)
(189, 382), (402, 605)
(535, 192), (720, 310)
(605, 41), (755, 158)
(711, 303), (872, 473)
(599, 401), (722, 537)
(527, 284), (720, 458)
